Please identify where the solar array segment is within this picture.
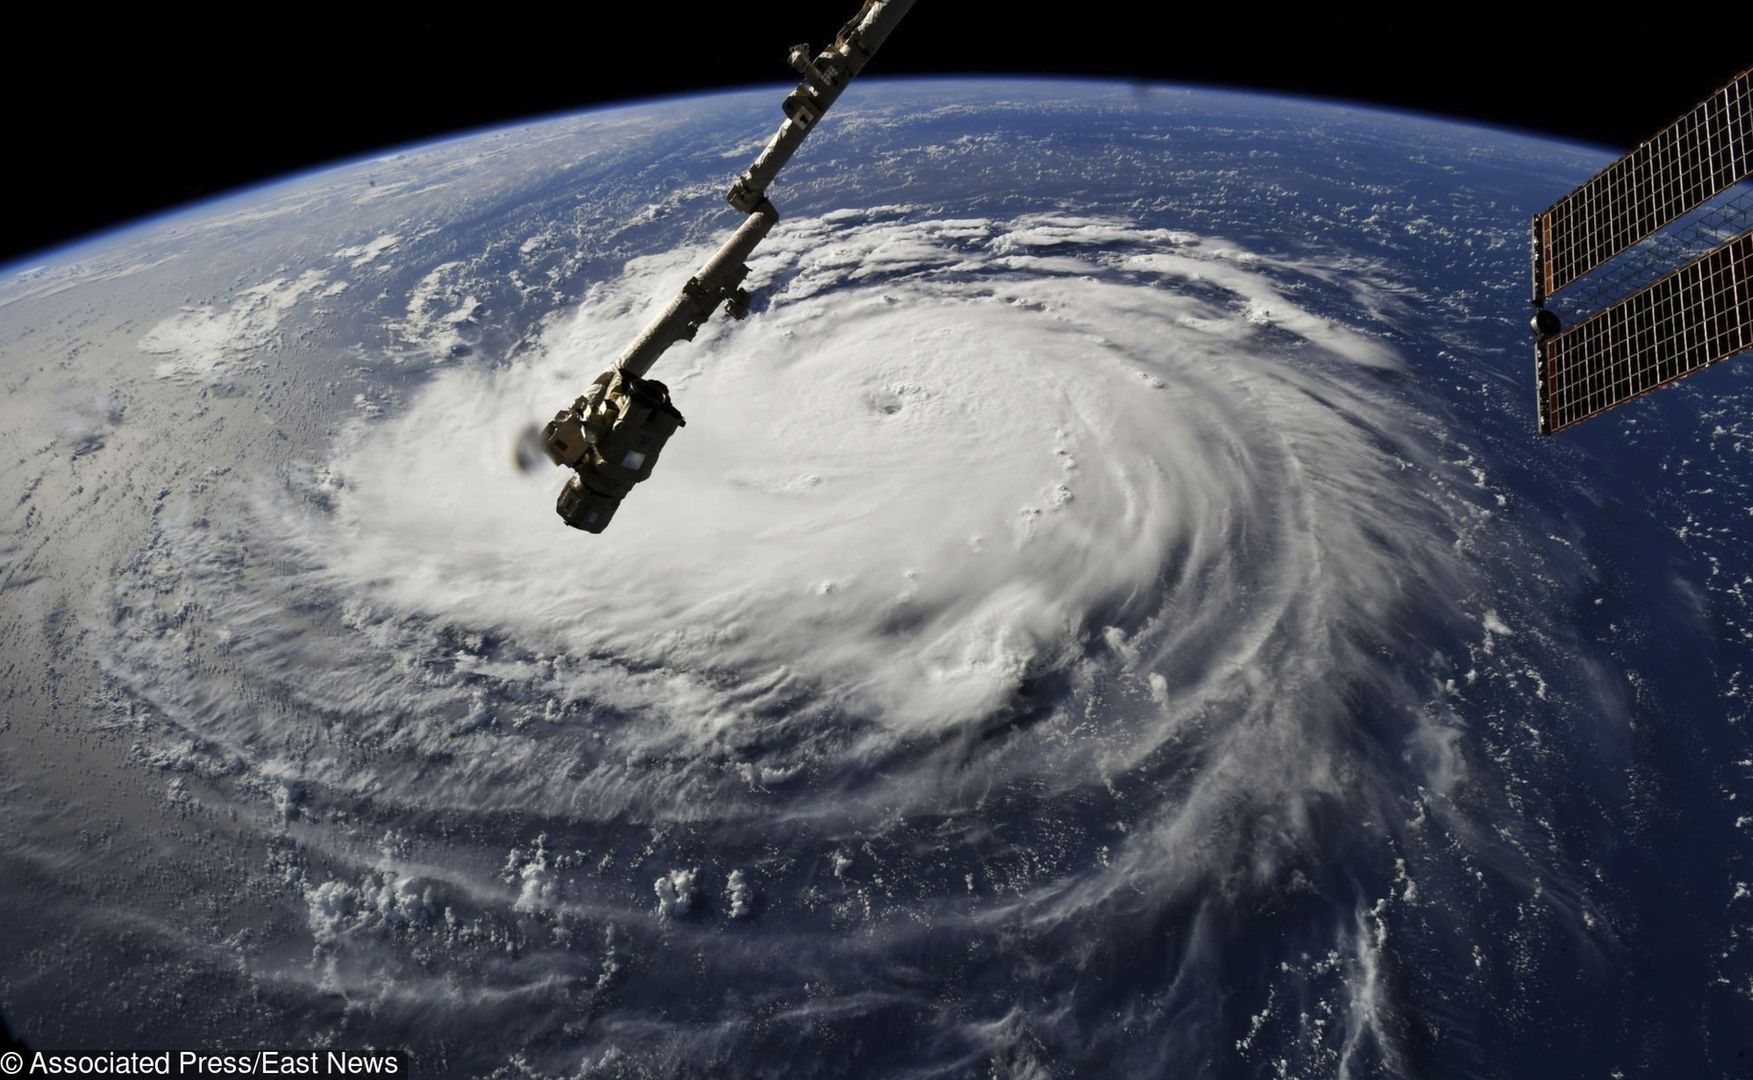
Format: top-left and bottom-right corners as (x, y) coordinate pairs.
(1537, 68), (1751, 301)
(1537, 229), (1752, 434)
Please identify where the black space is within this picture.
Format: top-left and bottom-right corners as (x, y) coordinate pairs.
(4, 5), (1747, 266)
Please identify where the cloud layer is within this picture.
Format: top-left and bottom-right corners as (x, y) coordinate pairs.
(310, 210), (1454, 769)
(100, 207), (1535, 1074)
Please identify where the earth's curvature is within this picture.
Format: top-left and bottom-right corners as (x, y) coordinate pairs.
(1, 79), (1750, 1078)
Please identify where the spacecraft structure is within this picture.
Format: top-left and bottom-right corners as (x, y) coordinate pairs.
(1529, 67), (1751, 434)
(539, 0), (917, 532)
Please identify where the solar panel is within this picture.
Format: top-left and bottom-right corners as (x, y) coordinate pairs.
(1535, 68), (1752, 302)
(1530, 67), (1753, 435)
(1536, 229), (1752, 434)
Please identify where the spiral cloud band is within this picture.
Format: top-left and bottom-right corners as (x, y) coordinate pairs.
(92, 204), (1536, 1075)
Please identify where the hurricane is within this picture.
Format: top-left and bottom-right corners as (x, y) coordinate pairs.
(97, 207), (1549, 1075)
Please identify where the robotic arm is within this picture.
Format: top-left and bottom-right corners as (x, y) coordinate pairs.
(539, 0), (918, 533)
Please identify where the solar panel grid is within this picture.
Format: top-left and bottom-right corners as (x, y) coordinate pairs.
(1540, 230), (1753, 432)
(1550, 185), (1753, 322)
(1539, 69), (1752, 298)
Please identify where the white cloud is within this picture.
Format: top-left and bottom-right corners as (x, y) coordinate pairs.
(725, 869), (754, 918)
(654, 867), (699, 918)
(138, 269), (330, 382)
(298, 211), (1437, 751)
(333, 233), (402, 269)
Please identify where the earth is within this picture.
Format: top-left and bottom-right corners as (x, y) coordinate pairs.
(1, 79), (1750, 1078)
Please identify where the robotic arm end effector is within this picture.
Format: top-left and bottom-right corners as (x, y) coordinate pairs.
(543, 370), (687, 533)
